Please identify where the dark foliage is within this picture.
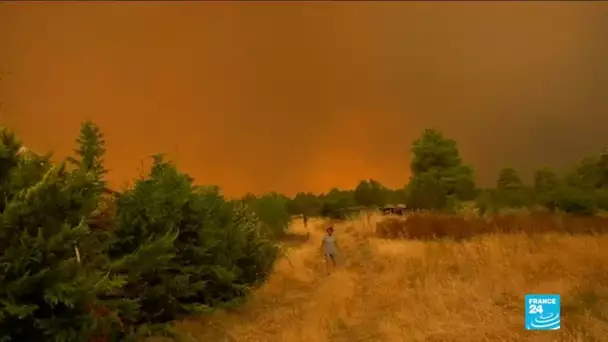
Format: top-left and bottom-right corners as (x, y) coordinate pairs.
(376, 212), (608, 241)
(0, 127), (127, 342)
(0, 124), (279, 342)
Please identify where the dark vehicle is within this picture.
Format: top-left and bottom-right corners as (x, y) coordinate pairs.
(381, 204), (406, 216)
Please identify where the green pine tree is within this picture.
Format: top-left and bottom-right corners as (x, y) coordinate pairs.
(105, 155), (278, 337)
(0, 127), (132, 342)
(406, 128), (476, 210)
(68, 120), (108, 193)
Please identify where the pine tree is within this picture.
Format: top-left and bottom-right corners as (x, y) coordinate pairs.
(105, 155), (278, 336)
(406, 129), (476, 210)
(0, 123), (280, 341)
(0, 127), (140, 342)
(68, 121), (107, 193)
(0, 127), (134, 341)
(67, 120), (114, 235)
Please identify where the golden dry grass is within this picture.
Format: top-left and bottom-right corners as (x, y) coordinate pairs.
(161, 214), (608, 342)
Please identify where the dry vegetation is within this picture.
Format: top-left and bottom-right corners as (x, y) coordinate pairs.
(6, 121), (608, 341)
(156, 213), (608, 342)
(376, 212), (608, 240)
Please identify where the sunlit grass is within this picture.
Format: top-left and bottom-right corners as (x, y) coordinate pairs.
(152, 214), (608, 342)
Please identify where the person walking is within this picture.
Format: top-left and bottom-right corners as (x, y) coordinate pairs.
(320, 226), (339, 274)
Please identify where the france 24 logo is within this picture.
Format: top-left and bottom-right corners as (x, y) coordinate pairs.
(525, 294), (561, 330)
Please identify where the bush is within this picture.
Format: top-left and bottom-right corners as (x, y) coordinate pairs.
(105, 155), (279, 337)
(553, 185), (598, 215)
(246, 193), (290, 238)
(376, 212), (608, 241)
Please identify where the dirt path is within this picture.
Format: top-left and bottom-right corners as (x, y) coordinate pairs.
(173, 216), (381, 342)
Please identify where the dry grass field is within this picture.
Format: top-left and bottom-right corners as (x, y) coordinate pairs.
(157, 213), (608, 342)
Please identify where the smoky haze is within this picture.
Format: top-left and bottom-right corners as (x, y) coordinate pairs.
(1, 2), (608, 196)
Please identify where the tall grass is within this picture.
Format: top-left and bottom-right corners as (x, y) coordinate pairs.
(376, 212), (608, 240)
(160, 214), (608, 342)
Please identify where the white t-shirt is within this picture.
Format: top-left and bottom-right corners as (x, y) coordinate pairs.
(323, 235), (337, 255)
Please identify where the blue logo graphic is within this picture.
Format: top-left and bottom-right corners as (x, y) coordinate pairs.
(525, 294), (561, 330)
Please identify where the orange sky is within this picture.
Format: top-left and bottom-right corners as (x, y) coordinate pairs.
(2, 2), (608, 196)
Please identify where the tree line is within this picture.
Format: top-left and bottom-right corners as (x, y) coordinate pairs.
(1, 122), (606, 341)
(280, 128), (608, 217)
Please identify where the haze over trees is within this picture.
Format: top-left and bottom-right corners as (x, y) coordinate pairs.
(282, 128), (608, 217)
(1, 121), (607, 341)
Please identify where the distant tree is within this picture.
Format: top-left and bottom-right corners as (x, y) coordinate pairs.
(406, 172), (447, 210)
(566, 151), (608, 190)
(319, 188), (354, 219)
(533, 167), (559, 209)
(410, 129), (462, 175)
(324, 188), (355, 209)
(534, 167), (558, 193)
(287, 192), (322, 217)
(406, 128), (476, 210)
(441, 164), (476, 201)
(562, 150), (608, 212)
(497, 167), (523, 190)
(386, 188), (407, 205)
(495, 167), (530, 208)
(354, 179), (387, 208)
(353, 180), (370, 207)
